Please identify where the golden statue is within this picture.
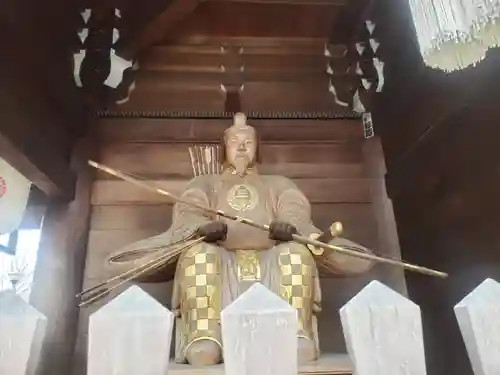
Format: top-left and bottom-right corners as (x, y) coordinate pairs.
(105, 113), (374, 366)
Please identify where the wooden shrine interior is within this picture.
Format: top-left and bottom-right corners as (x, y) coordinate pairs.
(2, 1), (500, 375)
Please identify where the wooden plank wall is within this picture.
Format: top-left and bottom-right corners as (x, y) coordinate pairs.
(369, 0), (500, 372)
(110, 37), (353, 114)
(379, 70), (500, 375)
(74, 117), (403, 374)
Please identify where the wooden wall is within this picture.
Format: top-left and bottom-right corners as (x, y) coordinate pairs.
(171, 1), (341, 39)
(112, 36), (353, 114)
(0, 3), (91, 375)
(73, 5), (403, 370)
(371, 1), (500, 374)
(73, 117), (404, 374)
(380, 67), (500, 375)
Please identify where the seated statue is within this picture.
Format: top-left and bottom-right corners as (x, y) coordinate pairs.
(105, 113), (374, 366)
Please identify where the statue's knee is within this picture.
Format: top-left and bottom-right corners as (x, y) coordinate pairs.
(275, 243), (315, 305)
(298, 337), (317, 364)
(186, 339), (222, 366)
(276, 242), (315, 267)
(292, 243), (315, 265)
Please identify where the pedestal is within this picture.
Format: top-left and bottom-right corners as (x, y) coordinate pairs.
(168, 354), (352, 375)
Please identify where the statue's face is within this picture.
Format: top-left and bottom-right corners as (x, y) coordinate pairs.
(225, 129), (257, 174)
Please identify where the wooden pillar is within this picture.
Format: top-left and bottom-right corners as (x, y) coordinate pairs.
(362, 137), (407, 295)
(29, 138), (95, 375)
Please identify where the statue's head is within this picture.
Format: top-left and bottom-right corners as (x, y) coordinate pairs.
(223, 113), (258, 176)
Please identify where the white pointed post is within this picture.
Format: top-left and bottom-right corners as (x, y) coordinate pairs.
(0, 290), (47, 375)
(454, 278), (500, 375)
(340, 281), (426, 375)
(87, 285), (174, 375)
(221, 283), (298, 375)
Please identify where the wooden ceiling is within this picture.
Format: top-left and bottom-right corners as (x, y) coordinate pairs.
(115, 0), (366, 58)
(112, 37), (353, 114)
(0, 0), (374, 116)
(164, 1), (342, 38)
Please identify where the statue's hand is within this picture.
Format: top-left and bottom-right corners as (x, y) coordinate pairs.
(198, 221), (228, 242)
(268, 220), (298, 242)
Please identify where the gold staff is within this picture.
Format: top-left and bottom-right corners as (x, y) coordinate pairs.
(87, 160), (448, 279)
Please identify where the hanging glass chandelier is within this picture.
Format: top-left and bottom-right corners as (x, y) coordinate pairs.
(408, 0), (500, 72)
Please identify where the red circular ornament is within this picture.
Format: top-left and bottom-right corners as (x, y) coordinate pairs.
(0, 176), (6, 198)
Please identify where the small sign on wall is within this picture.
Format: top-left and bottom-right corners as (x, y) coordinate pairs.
(362, 112), (374, 138)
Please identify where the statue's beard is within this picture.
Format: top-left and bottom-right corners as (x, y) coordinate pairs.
(233, 156), (250, 177)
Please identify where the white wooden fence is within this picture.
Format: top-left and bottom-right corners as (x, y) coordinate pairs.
(1, 278), (499, 375)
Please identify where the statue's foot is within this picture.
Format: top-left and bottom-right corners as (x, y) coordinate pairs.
(186, 339), (222, 366)
(298, 337), (317, 364)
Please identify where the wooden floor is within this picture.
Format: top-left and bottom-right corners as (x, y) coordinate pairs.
(169, 353), (352, 375)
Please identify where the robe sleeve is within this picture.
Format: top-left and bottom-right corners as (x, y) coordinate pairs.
(104, 176), (214, 280)
(318, 237), (375, 276)
(269, 176), (374, 276)
(271, 176), (321, 237)
(168, 176), (215, 242)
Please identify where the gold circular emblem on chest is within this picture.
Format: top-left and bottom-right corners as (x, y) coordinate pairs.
(227, 184), (258, 211)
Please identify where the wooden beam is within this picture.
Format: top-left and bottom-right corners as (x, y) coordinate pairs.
(135, 70), (352, 87)
(94, 140), (365, 180)
(99, 142), (364, 166)
(0, 123), (75, 200)
(370, 0), (426, 134)
(167, 36), (338, 52)
(240, 81), (344, 112)
(225, 89), (242, 113)
(206, 0), (346, 4)
(362, 137), (406, 295)
(92, 178), (373, 205)
(380, 70), (467, 163)
(110, 86), (226, 112)
(138, 38), (345, 80)
(329, 0), (370, 43)
(95, 118), (364, 143)
(140, 49), (358, 72)
(30, 138), (96, 375)
(0, 16), (88, 137)
(0, 80), (76, 199)
(119, 0), (203, 60)
(142, 47), (347, 72)
(388, 142), (500, 230)
(112, 78), (350, 113)
(165, 2), (339, 39)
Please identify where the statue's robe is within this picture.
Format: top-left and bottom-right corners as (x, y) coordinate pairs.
(106, 168), (373, 362)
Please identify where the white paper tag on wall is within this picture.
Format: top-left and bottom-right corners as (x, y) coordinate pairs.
(0, 158), (31, 235)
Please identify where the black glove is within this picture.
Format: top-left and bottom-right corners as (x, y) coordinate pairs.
(268, 221), (298, 242)
(197, 221), (228, 242)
